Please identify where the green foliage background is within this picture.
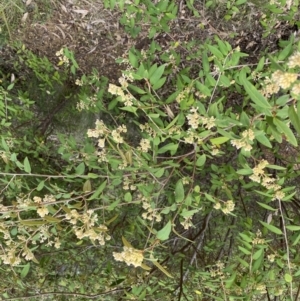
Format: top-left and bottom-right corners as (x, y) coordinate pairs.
(1, 0), (300, 300)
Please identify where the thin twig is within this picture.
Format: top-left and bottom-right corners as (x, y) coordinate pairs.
(278, 198), (293, 300)
(182, 211), (212, 281)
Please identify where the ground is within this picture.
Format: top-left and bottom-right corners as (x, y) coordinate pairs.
(3, 0), (298, 85)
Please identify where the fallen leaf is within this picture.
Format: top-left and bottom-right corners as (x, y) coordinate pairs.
(72, 9), (89, 18)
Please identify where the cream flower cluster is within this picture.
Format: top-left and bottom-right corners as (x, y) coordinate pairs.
(292, 82), (300, 96)
(260, 76), (280, 97)
(249, 159), (269, 183)
(33, 194), (55, 218)
(214, 200), (235, 215)
(65, 209), (110, 245)
(180, 216), (194, 230)
(186, 107), (216, 131)
(287, 51), (300, 69)
(113, 246), (144, 267)
(209, 261), (225, 278)
(249, 160), (285, 200)
(111, 125), (127, 144)
(108, 75), (135, 107)
(176, 86), (194, 103)
(76, 95), (97, 112)
(141, 195), (162, 222)
(252, 229), (265, 245)
(123, 176), (136, 191)
(187, 107), (200, 129)
(255, 284), (267, 294)
(0, 248), (21, 266)
(231, 129), (255, 152)
(271, 70), (298, 89)
(138, 138), (151, 152)
(87, 119), (128, 163)
(261, 52), (300, 97)
(87, 119), (109, 139)
(202, 116), (216, 130)
(184, 129), (200, 144)
(56, 48), (69, 66)
(140, 123), (157, 137)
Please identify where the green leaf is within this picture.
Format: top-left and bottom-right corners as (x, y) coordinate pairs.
(36, 181), (44, 191)
(83, 179), (92, 192)
(284, 273), (293, 283)
(151, 259), (173, 278)
(238, 246), (251, 255)
(88, 180), (107, 200)
(148, 63), (158, 79)
(122, 236), (134, 248)
(120, 106), (138, 116)
(225, 272), (236, 289)
(288, 105), (300, 136)
(75, 162), (85, 175)
(157, 143), (178, 154)
(156, 220), (172, 241)
(278, 41), (292, 61)
(286, 225), (300, 231)
(295, 269), (300, 277)
(175, 180), (184, 203)
(237, 257), (249, 268)
(255, 132), (272, 148)
(108, 200), (120, 211)
(10, 227), (18, 236)
(239, 69), (272, 109)
(153, 77), (167, 90)
(7, 83), (14, 90)
(240, 111), (250, 127)
(128, 84), (146, 94)
(207, 44), (224, 59)
(43, 216), (61, 223)
(124, 192), (132, 202)
(236, 169), (253, 175)
(1, 137), (9, 151)
(256, 56), (265, 72)
(129, 50), (138, 68)
(292, 233), (300, 246)
(181, 209), (198, 218)
(71, 65), (76, 75)
(196, 154), (206, 167)
(273, 117), (297, 146)
(195, 80), (212, 97)
(87, 173), (99, 179)
(219, 75), (231, 87)
(239, 233), (252, 243)
(20, 220), (46, 226)
(24, 157), (31, 173)
(140, 263), (152, 271)
(202, 51), (210, 72)
(253, 248), (264, 260)
(260, 221), (283, 235)
(210, 136), (229, 145)
(252, 249), (264, 272)
(21, 263), (30, 278)
(150, 64), (165, 85)
(266, 165), (286, 170)
(257, 202), (277, 211)
(205, 193), (215, 202)
(267, 54), (285, 71)
(154, 168), (165, 178)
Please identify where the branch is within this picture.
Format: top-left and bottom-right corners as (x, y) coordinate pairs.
(2, 288), (129, 301)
